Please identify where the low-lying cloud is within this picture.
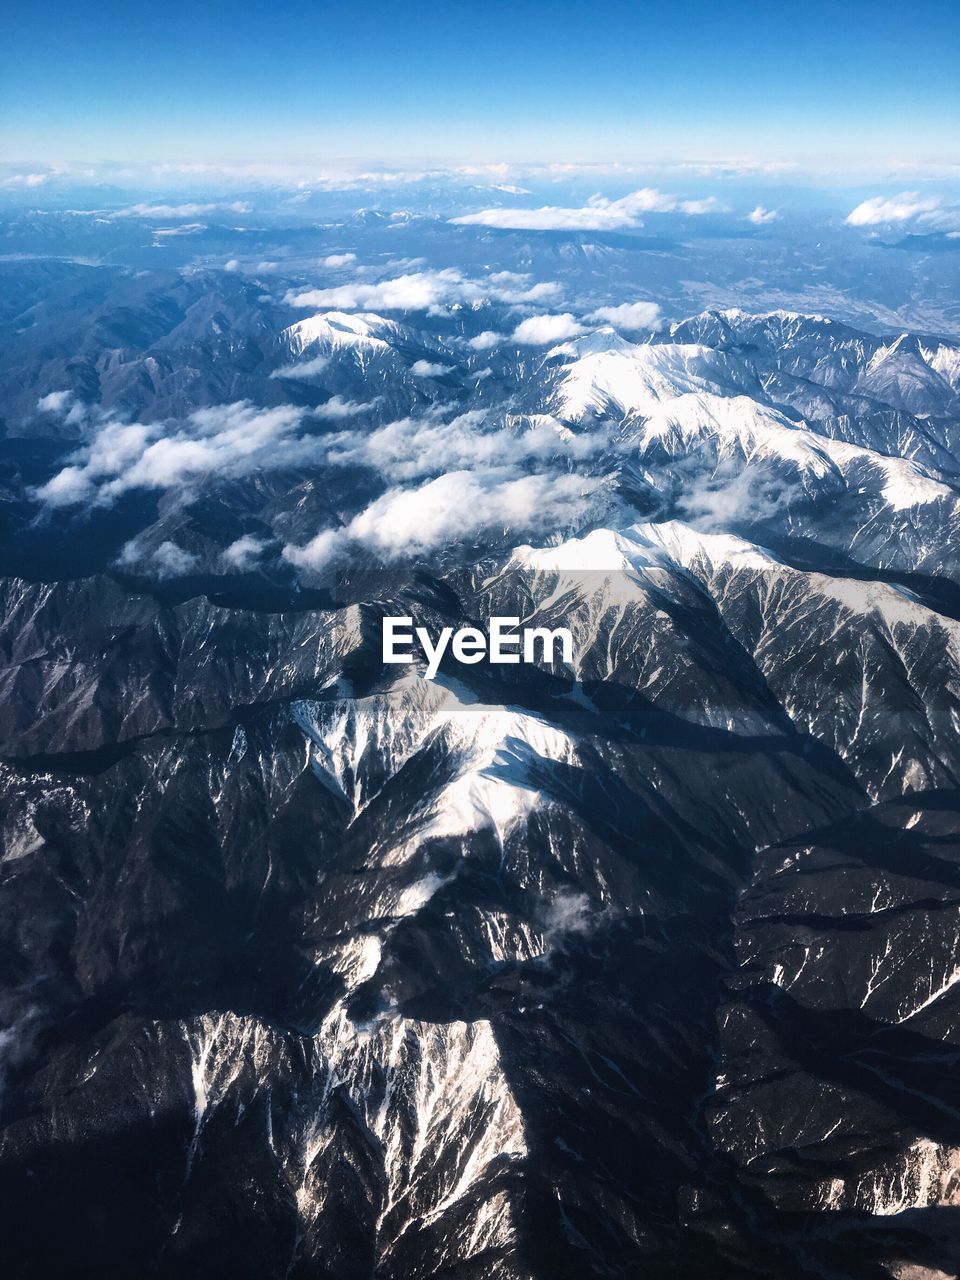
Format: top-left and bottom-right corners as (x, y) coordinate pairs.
(32, 395), (607, 526)
(118, 538), (198, 578)
(284, 470), (610, 570)
(222, 534), (270, 570)
(323, 408), (607, 482)
(410, 360), (453, 378)
(34, 401), (317, 508)
(466, 331), (503, 351)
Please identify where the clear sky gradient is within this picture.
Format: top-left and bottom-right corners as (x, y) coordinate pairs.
(3, 0), (959, 170)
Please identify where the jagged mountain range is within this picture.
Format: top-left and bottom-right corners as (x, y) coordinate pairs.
(1, 252), (960, 1279)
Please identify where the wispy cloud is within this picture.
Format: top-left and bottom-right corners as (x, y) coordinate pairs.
(112, 200), (250, 219)
(270, 354), (332, 380)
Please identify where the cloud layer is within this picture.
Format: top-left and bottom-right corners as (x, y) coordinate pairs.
(285, 268), (562, 314)
(33, 391), (614, 574)
(34, 400), (316, 508)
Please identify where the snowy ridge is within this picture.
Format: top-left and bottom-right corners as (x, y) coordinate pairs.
(549, 336), (758, 422)
(295, 678), (579, 853)
(281, 310), (399, 356)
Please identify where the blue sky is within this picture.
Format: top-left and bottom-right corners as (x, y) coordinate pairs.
(3, 0), (958, 170)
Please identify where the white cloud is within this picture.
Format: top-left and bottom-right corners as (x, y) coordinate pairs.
(119, 539), (198, 578)
(37, 397), (586, 508)
(322, 409), (605, 482)
(270, 354), (331, 380)
(845, 191), (959, 230)
(284, 267), (562, 315)
(37, 390), (75, 414)
(35, 389), (90, 428)
(284, 469), (608, 569)
(466, 331), (503, 351)
(587, 301), (662, 329)
(410, 360), (452, 377)
(313, 395), (381, 419)
(449, 187), (723, 232)
(34, 402), (314, 508)
(221, 534), (269, 569)
(747, 205), (780, 225)
(512, 314), (584, 345)
(322, 252), (357, 268)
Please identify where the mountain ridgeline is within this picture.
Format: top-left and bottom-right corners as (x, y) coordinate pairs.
(1, 248), (960, 1279)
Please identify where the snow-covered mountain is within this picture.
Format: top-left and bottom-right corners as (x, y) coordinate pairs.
(1, 238), (960, 1280)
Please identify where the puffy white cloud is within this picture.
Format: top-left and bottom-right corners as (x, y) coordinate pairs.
(466, 331), (503, 351)
(845, 191), (959, 230)
(284, 469), (608, 569)
(321, 252), (357, 268)
(587, 301), (662, 329)
(449, 187), (723, 232)
(284, 267), (562, 314)
(221, 534), (269, 569)
(37, 390), (76, 415)
(410, 360), (452, 378)
(512, 314), (584, 344)
(747, 205), (780, 225)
